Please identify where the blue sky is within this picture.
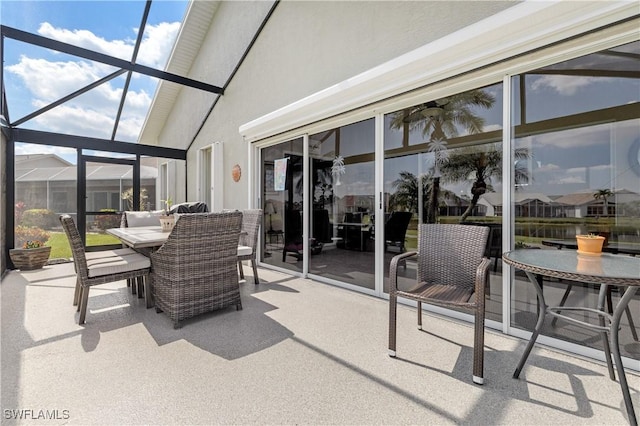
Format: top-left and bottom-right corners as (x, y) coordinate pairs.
(2, 0), (188, 160)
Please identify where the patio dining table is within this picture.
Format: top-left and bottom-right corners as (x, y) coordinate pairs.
(107, 225), (251, 253)
(107, 226), (253, 308)
(107, 226), (173, 249)
(503, 249), (640, 425)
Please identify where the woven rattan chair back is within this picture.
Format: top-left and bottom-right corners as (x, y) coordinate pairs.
(417, 224), (489, 293)
(238, 209), (262, 284)
(240, 209), (262, 252)
(60, 215), (90, 282)
(151, 211), (243, 328)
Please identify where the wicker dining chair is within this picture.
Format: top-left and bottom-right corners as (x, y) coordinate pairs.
(151, 211), (243, 328)
(60, 215), (151, 325)
(73, 247), (139, 305)
(388, 224), (491, 384)
(237, 209), (262, 284)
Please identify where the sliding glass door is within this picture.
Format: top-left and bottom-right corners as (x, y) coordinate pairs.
(382, 83), (505, 322)
(308, 119), (376, 290)
(260, 138), (304, 274)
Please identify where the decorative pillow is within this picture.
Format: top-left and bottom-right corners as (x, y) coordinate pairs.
(125, 210), (164, 227)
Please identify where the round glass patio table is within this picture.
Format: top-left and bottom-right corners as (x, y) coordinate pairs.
(503, 249), (640, 426)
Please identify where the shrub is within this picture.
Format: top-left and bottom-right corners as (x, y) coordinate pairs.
(94, 209), (121, 231)
(21, 209), (58, 229)
(15, 226), (50, 248)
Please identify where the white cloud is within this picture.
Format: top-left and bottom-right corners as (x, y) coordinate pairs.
(14, 142), (76, 157)
(37, 21), (180, 69)
(32, 104), (115, 139)
(6, 20), (179, 142)
(531, 75), (601, 96)
(137, 22), (181, 69)
(7, 56), (111, 101)
(37, 22), (134, 61)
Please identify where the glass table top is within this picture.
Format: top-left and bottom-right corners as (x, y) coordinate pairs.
(503, 249), (640, 282)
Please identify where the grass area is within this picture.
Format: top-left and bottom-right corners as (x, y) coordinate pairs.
(46, 232), (122, 259)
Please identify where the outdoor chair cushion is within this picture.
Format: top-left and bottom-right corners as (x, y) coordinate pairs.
(87, 253), (150, 278)
(237, 245), (253, 257)
(125, 210), (164, 227)
(84, 248), (137, 260)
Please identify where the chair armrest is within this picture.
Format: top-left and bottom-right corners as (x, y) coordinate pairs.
(474, 257), (492, 299)
(389, 251), (417, 293)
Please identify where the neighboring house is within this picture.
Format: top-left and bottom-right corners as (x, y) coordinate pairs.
(478, 192), (557, 218)
(554, 189), (640, 218)
(14, 154), (158, 215)
(554, 191), (610, 218)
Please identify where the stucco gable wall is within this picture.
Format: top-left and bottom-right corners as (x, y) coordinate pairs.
(158, 0), (517, 209)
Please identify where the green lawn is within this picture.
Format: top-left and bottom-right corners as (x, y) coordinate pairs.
(46, 232), (122, 259)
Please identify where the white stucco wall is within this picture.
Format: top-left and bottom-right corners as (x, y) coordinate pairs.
(155, 0), (517, 210)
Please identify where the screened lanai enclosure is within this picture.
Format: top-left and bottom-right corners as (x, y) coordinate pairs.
(2, 0), (639, 391)
(0, 0), (222, 271)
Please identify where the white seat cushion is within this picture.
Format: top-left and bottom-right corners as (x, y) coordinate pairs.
(237, 245), (253, 257)
(85, 248), (137, 261)
(87, 253), (150, 278)
(125, 210), (164, 227)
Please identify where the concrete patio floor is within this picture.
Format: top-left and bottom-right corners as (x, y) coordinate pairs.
(1, 262), (638, 425)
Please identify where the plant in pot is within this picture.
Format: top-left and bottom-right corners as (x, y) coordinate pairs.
(10, 239), (52, 270)
(576, 233), (605, 256)
(159, 197), (175, 232)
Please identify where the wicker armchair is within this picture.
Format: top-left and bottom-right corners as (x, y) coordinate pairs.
(151, 211), (243, 328)
(60, 215), (150, 325)
(237, 209), (262, 284)
(388, 224), (491, 384)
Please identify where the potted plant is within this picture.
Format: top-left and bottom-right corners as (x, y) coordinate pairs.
(9, 240), (52, 270)
(576, 233), (605, 255)
(159, 197), (175, 232)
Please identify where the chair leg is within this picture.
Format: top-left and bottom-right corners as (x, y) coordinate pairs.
(78, 286), (90, 325)
(136, 276), (144, 298)
(251, 259), (259, 284)
(73, 276), (81, 306)
(238, 261), (245, 280)
(472, 307), (485, 385)
(144, 275), (154, 309)
(236, 301), (243, 311)
(77, 286), (83, 312)
(388, 293), (397, 357)
(417, 301), (422, 330)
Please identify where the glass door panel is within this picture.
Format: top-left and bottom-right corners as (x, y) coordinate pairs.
(510, 41), (640, 360)
(383, 83), (504, 323)
(261, 138), (304, 273)
(308, 119), (376, 290)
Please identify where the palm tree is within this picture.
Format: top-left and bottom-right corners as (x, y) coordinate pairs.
(593, 189), (614, 216)
(389, 171), (424, 213)
(389, 170), (461, 222)
(390, 89), (495, 223)
(390, 90), (495, 140)
(440, 144), (530, 222)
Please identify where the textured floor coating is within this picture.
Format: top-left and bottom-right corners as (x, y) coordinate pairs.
(1, 262), (638, 425)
